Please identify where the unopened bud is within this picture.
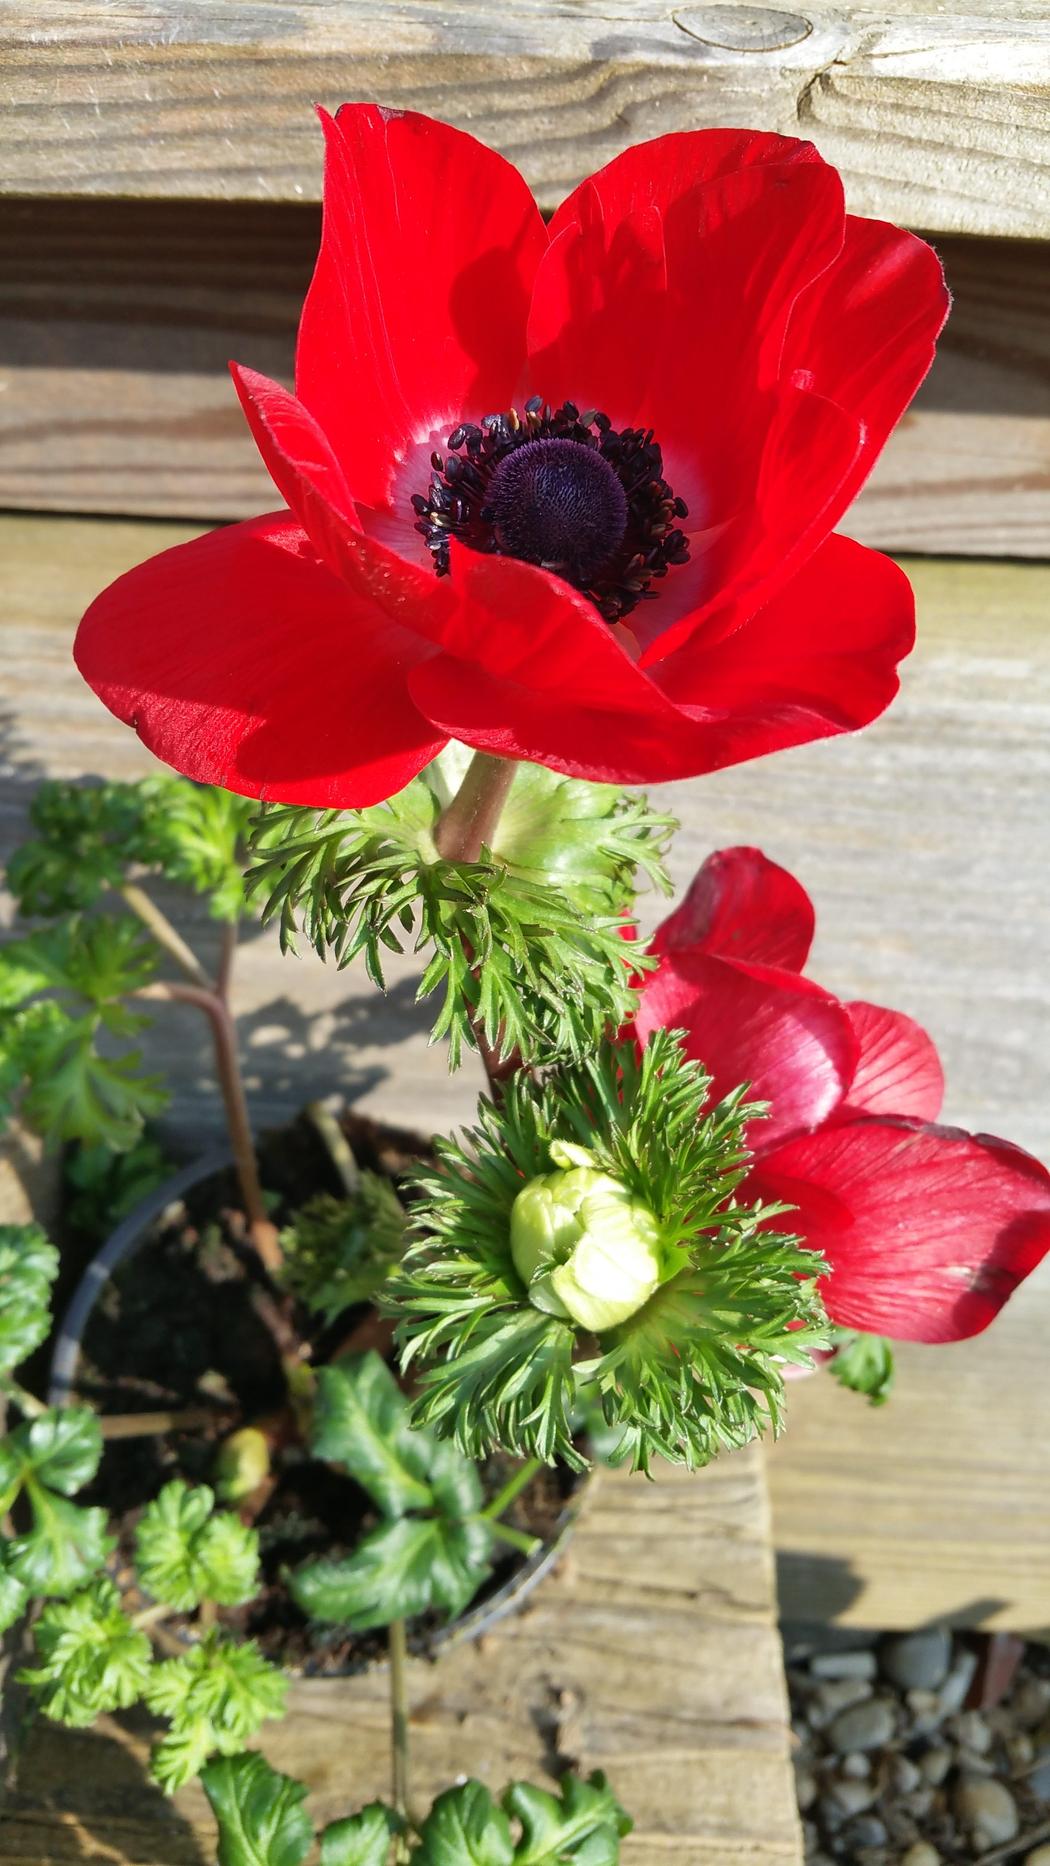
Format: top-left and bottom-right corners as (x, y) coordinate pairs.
(510, 1140), (665, 1331)
(214, 1426), (271, 1503)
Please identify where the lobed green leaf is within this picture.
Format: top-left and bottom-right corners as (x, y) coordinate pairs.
(202, 1753), (315, 1866)
(135, 1480), (261, 1611)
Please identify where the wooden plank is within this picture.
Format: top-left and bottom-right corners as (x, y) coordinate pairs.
(2, 1453), (804, 1865)
(2, 3), (1050, 236)
(2, 208), (1048, 556)
(2, 519), (1049, 1629)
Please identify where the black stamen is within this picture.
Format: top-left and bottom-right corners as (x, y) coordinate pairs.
(410, 398), (690, 620)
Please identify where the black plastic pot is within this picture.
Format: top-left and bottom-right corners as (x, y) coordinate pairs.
(48, 1145), (589, 1674)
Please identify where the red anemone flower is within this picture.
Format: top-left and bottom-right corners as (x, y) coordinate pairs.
(75, 107), (948, 807)
(634, 847), (1050, 1342)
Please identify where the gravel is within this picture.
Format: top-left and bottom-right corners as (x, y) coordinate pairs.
(787, 1630), (1050, 1863)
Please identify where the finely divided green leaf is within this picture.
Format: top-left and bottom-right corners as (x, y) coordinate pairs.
(135, 1480), (260, 1611)
(829, 1331), (895, 1406)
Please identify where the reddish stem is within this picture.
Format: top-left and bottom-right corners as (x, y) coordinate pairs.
(135, 980), (282, 1272)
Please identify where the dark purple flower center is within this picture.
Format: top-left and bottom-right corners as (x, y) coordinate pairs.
(410, 397), (690, 624)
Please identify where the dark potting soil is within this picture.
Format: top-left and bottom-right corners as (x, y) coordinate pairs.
(74, 1109), (581, 1674)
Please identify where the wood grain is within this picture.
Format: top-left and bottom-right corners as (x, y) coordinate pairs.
(2, 205), (1049, 555)
(3, 518), (1048, 1636)
(2, 3), (1050, 236)
(2, 1453), (804, 1865)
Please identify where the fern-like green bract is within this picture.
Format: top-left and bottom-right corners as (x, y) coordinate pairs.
(388, 1031), (828, 1472)
(278, 1177), (406, 1324)
(247, 765), (673, 1070)
(19, 1577), (152, 1727)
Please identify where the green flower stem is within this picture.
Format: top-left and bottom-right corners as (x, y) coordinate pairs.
(119, 882), (213, 990)
(305, 1098), (361, 1196)
(433, 752), (517, 864)
(388, 1616), (411, 1855)
(481, 1455), (544, 1523)
(134, 980), (282, 1274)
(485, 1519), (543, 1559)
(0, 1374), (45, 1418)
(215, 918), (238, 1004)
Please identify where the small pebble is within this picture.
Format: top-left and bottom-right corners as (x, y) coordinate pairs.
(828, 1698), (897, 1754)
(810, 1649), (879, 1682)
(828, 1776), (877, 1816)
(841, 1812), (887, 1847)
(900, 1846), (941, 1866)
(880, 1628), (952, 1693)
(955, 1745), (994, 1775)
(949, 1709), (991, 1753)
(919, 1745), (953, 1786)
(953, 1774), (1019, 1846)
(1024, 1848), (1050, 1866)
(811, 1677), (874, 1725)
(901, 1787), (934, 1820)
(889, 1755), (922, 1793)
(1014, 1678), (1050, 1727)
(1027, 1755), (1050, 1799)
(795, 1768), (817, 1812)
(842, 1752), (872, 1779)
(937, 1649), (978, 1717)
(1007, 1730), (1035, 1769)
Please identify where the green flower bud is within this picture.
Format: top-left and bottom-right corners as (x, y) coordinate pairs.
(510, 1140), (665, 1331)
(213, 1426), (271, 1503)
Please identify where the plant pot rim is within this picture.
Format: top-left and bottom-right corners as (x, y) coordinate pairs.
(48, 1133), (590, 1676)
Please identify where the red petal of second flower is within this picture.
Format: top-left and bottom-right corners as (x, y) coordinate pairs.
(841, 1000), (945, 1122)
(296, 105), (548, 511)
(74, 514), (445, 807)
(634, 951), (857, 1146)
(751, 1120), (1050, 1342)
(652, 846), (815, 973)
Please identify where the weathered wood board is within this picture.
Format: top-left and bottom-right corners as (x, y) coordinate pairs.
(2, 3), (1050, 237)
(2, 517), (1049, 1634)
(2, 1453), (804, 1866)
(2, 206), (1048, 558)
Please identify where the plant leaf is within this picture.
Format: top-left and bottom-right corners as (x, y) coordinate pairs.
(0, 1222), (60, 1374)
(135, 1480), (261, 1611)
(410, 1781), (514, 1866)
(290, 1512), (492, 1632)
(320, 1804), (399, 1866)
(311, 1354), (435, 1518)
(829, 1331), (895, 1406)
(18, 1577), (152, 1726)
(6, 1494), (112, 1597)
(506, 1773), (632, 1864)
(202, 1752), (315, 1866)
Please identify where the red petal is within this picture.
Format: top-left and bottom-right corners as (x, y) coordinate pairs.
(781, 213), (949, 515)
(841, 1001), (945, 1122)
(653, 847), (815, 973)
(296, 106), (548, 511)
(635, 951), (856, 1146)
(751, 1120), (1050, 1342)
(406, 546), (742, 784)
(230, 363), (361, 578)
(652, 533), (915, 769)
(74, 514), (445, 807)
(531, 132), (843, 452)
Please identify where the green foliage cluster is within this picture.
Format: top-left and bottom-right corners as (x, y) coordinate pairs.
(289, 1352), (496, 1631)
(247, 762), (673, 1070)
(8, 775), (255, 923)
(203, 1750), (631, 1866)
(278, 1177), (407, 1324)
(0, 775), (258, 1155)
(21, 1477), (284, 1792)
(0, 1224), (110, 1635)
(389, 1030), (828, 1473)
